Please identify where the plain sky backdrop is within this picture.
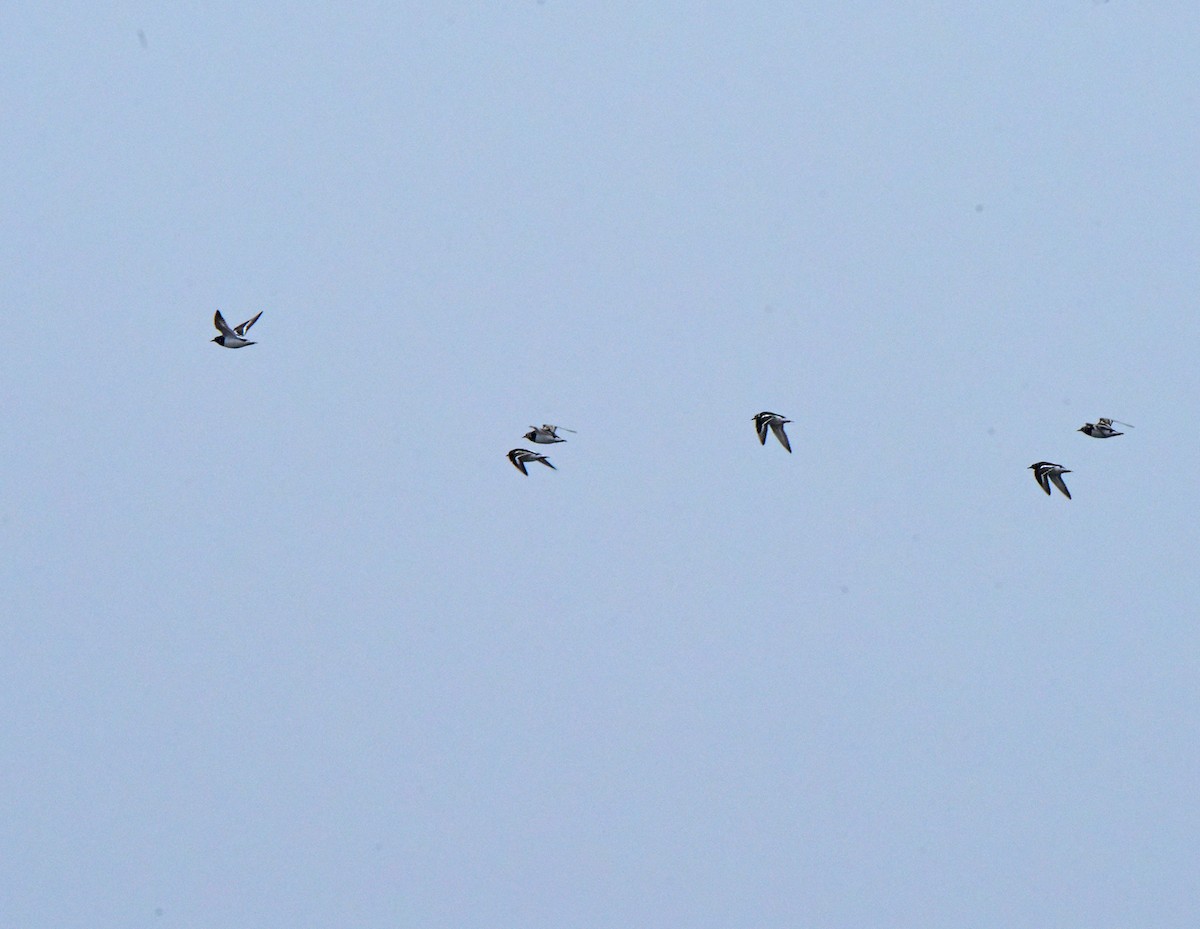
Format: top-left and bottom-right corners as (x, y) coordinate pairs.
(3, 3), (1199, 928)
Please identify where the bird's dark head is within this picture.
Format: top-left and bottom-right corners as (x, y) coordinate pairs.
(523, 430), (535, 441)
(1077, 425), (1087, 433)
(211, 336), (222, 344)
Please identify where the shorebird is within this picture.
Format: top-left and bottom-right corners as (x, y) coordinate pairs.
(507, 448), (557, 475)
(753, 411), (792, 453)
(1078, 417), (1132, 438)
(211, 310), (263, 348)
(523, 425), (575, 445)
(1029, 461), (1072, 499)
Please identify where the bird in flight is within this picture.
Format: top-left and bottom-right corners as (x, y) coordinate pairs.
(1078, 417), (1132, 438)
(753, 411), (792, 453)
(211, 310), (263, 348)
(524, 424), (576, 445)
(507, 448), (557, 475)
(1029, 461), (1072, 499)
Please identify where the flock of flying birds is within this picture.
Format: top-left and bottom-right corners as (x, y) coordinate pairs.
(211, 311), (1130, 494)
(503, 413), (794, 475)
(1029, 417), (1134, 500)
(507, 425), (576, 475)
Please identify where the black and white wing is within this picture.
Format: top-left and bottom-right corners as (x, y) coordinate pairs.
(1029, 463), (1052, 495)
(754, 415), (769, 445)
(213, 310), (236, 338)
(234, 311), (263, 336)
(1047, 470), (1072, 500)
(769, 420), (792, 453)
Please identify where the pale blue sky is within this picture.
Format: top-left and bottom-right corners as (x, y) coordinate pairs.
(3, 3), (1199, 928)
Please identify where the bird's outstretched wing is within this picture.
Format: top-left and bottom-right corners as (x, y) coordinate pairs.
(770, 421), (792, 453)
(235, 311), (263, 336)
(1048, 470), (1072, 500)
(213, 310), (236, 337)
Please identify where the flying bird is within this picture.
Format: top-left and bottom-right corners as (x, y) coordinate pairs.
(211, 310), (263, 348)
(1078, 417), (1132, 438)
(753, 411), (792, 453)
(507, 448), (557, 475)
(524, 424), (576, 445)
(1029, 461), (1072, 499)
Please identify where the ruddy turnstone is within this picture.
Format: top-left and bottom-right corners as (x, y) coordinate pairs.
(523, 424), (575, 444)
(1029, 461), (1072, 499)
(1078, 417), (1132, 438)
(753, 411), (792, 453)
(507, 448), (556, 475)
(211, 310), (263, 348)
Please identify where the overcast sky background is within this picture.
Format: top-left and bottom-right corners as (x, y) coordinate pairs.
(2, 3), (1199, 928)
